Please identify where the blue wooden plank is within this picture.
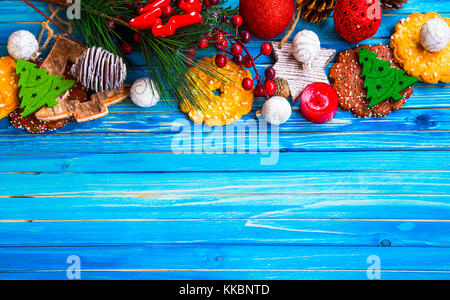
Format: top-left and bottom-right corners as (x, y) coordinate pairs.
(1, 131), (450, 153)
(0, 246), (448, 274)
(2, 107), (450, 135)
(0, 151), (449, 173)
(0, 194), (449, 220)
(0, 219), (449, 247)
(1, 172), (449, 196)
(1, 270), (449, 280)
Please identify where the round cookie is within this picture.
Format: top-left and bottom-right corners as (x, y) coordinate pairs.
(0, 56), (19, 120)
(330, 45), (414, 118)
(180, 56), (254, 127)
(391, 12), (450, 84)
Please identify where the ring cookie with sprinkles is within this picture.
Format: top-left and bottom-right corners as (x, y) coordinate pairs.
(330, 44), (414, 118)
(391, 12), (450, 84)
(180, 56), (254, 127)
(0, 56), (19, 120)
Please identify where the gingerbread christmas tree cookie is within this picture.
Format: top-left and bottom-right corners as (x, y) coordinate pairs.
(330, 45), (415, 118)
(16, 59), (75, 117)
(359, 48), (418, 108)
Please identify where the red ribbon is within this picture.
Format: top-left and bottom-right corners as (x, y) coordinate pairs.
(129, 0), (203, 37)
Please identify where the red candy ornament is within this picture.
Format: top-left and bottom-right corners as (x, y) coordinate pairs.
(300, 83), (339, 124)
(239, 0), (293, 39)
(334, 0), (382, 44)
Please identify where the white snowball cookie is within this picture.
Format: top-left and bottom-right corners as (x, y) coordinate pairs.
(130, 77), (160, 108)
(292, 29), (321, 69)
(420, 18), (449, 53)
(8, 30), (39, 61)
(260, 96), (292, 125)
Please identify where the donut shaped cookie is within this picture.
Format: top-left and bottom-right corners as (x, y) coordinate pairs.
(391, 12), (450, 84)
(0, 56), (19, 120)
(181, 56), (254, 127)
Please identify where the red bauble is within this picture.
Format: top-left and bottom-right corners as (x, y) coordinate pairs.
(300, 83), (339, 124)
(334, 0), (382, 44)
(239, 0), (293, 39)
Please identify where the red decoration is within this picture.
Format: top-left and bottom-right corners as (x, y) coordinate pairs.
(239, 0), (293, 39)
(334, 0), (382, 44)
(300, 82), (339, 124)
(129, 0), (203, 37)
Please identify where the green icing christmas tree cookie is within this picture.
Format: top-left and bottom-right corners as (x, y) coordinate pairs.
(359, 48), (419, 108)
(16, 59), (75, 117)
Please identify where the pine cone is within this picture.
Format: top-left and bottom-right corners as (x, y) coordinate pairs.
(71, 47), (127, 93)
(296, 0), (336, 24)
(380, 0), (408, 11)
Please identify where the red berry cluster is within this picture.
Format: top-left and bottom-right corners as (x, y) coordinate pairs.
(193, 13), (277, 98)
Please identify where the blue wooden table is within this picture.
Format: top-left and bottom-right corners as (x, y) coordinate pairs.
(0, 0), (449, 280)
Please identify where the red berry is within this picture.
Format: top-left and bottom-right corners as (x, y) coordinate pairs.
(261, 43), (273, 56)
(232, 15), (243, 27)
(233, 54), (244, 65)
(243, 55), (253, 68)
(162, 5), (173, 16)
(199, 38), (208, 49)
(216, 39), (228, 49)
(230, 44), (243, 56)
(242, 78), (254, 90)
(215, 32), (225, 41)
(265, 67), (276, 80)
(186, 47), (197, 57)
(215, 54), (228, 68)
(300, 82), (339, 124)
(254, 85), (264, 97)
(133, 33), (142, 44)
(264, 80), (277, 96)
(121, 43), (133, 54)
(240, 31), (251, 43)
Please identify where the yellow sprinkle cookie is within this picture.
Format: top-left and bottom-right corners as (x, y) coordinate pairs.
(0, 56), (19, 120)
(390, 12), (450, 84)
(180, 56), (254, 127)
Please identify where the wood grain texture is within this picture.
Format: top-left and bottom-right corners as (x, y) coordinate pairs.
(0, 0), (449, 280)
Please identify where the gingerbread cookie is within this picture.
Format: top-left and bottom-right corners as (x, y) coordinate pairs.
(391, 12), (450, 84)
(180, 56), (254, 127)
(330, 45), (414, 118)
(9, 109), (67, 134)
(0, 56), (19, 120)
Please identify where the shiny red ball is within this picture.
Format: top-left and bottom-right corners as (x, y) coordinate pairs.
(261, 43), (273, 56)
(264, 80), (277, 96)
(242, 78), (254, 90)
(215, 54), (228, 68)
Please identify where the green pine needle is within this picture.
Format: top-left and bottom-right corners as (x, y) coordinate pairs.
(71, 0), (238, 110)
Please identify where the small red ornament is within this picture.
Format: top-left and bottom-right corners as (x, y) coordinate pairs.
(242, 78), (254, 90)
(121, 43), (133, 54)
(215, 54), (228, 68)
(260, 43), (272, 56)
(239, 0), (293, 39)
(300, 82), (338, 124)
(264, 80), (277, 96)
(334, 0), (382, 44)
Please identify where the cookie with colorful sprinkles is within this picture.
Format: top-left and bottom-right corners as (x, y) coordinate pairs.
(329, 44), (414, 118)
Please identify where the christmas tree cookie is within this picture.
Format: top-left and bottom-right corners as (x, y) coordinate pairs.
(359, 48), (418, 108)
(330, 45), (415, 118)
(16, 59), (74, 117)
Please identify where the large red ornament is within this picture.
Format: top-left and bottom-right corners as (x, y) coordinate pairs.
(334, 0), (382, 44)
(239, 0), (293, 39)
